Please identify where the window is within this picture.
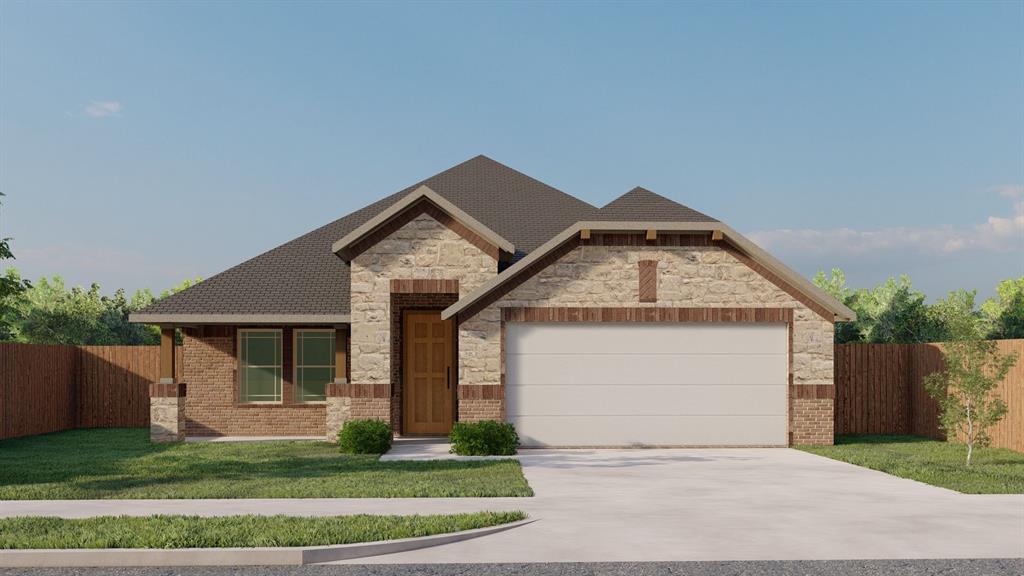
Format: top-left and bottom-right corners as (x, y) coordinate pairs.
(239, 330), (282, 403)
(294, 330), (335, 402)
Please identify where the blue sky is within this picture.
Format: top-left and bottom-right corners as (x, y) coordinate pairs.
(1, 1), (1021, 301)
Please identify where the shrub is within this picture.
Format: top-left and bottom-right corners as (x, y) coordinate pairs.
(338, 419), (393, 455)
(449, 421), (518, 456)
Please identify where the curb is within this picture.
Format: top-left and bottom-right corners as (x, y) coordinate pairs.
(0, 518), (535, 567)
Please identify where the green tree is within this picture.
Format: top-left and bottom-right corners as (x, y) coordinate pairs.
(813, 269), (861, 343)
(7, 276), (200, 345)
(0, 193), (31, 340)
(924, 295), (1017, 466)
(160, 278), (201, 299)
(981, 278), (1024, 339)
(15, 276), (112, 344)
(99, 288), (162, 345)
(815, 271), (940, 344)
(927, 289), (986, 343)
(860, 276), (941, 343)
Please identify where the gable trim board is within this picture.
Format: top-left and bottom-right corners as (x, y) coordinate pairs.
(332, 185), (515, 261)
(443, 221), (856, 324)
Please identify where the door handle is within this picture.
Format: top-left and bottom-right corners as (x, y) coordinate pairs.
(446, 366), (451, 390)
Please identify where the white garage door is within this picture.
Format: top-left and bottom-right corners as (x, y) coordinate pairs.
(505, 323), (788, 447)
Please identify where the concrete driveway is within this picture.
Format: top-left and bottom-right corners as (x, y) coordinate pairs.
(344, 448), (1024, 563)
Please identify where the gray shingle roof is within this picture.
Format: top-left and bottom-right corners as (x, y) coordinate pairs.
(138, 155), (598, 317)
(594, 187), (717, 222)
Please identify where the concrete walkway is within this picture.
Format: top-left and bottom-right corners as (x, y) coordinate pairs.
(1, 448), (1022, 562)
(380, 437), (515, 461)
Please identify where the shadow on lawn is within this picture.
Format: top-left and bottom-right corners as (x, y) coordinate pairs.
(0, 428), (178, 486)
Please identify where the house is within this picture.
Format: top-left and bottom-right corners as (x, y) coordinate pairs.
(132, 156), (854, 447)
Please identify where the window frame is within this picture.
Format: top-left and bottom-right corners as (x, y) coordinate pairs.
(237, 328), (283, 404)
(293, 328), (335, 404)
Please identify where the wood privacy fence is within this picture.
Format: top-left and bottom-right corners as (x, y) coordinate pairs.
(834, 339), (1023, 452)
(0, 343), (180, 440)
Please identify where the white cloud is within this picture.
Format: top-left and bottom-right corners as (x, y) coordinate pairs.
(748, 196), (1024, 257)
(84, 100), (122, 118)
(993, 184), (1024, 199)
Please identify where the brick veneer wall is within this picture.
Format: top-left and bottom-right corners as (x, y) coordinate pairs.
(458, 384), (503, 422)
(348, 212), (497, 426)
(181, 325), (328, 436)
(790, 384), (834, 444)
(458, 233), (836, 446)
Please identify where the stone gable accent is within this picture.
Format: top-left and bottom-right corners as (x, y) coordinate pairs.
(348, 212), (497, 427)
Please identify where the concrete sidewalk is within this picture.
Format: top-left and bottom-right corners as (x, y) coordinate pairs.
(1, 449), (1022, 562)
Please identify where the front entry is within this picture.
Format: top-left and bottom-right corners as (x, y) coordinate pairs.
(403, 311), (455, 435)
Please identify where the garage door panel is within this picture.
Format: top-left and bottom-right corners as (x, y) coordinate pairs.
(504, 322), (789, 447)
(507, 384), (787, 417)
(513, 415), (788, 447)
(506, 353), (787, 386)
(507, 323), (786, 356)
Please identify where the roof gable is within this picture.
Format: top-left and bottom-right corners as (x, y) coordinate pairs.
(331, 185), (515, 260)
(595, 187), (717, 222)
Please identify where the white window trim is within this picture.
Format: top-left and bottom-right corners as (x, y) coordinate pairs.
(293, 328), (335, 404)
(238, 328), (283, 404)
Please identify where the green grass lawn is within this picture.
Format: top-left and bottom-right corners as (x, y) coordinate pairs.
(0, 512), (526, 549)
(797, 435), (1024, 494)
(0, 429), (533, 499)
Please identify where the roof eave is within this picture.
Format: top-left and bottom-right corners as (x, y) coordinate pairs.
(442, 221), (856, 323)
(331, 185), (515, 260)
(129, 313), (352, 326)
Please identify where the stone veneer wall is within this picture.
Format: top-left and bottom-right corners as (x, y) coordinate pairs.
(348, 212), (497, 427)
(181, 326), (326, 437)
(458, 235), (836, 445)
(150, 397), (185, 442)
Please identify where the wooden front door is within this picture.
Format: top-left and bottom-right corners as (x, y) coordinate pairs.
(403, 311), (454, 435)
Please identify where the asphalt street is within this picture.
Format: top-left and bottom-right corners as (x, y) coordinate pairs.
(2, 559), (1021, 576)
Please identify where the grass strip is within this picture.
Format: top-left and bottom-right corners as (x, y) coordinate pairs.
(0, 512), (526, 549)
(797, 435), (1024, 494)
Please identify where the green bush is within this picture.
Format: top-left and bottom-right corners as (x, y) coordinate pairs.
(338, 419), (393, 454)
(449, 421), (518, 456)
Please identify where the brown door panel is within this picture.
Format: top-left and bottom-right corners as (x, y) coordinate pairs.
(404, 311), (454, 435)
